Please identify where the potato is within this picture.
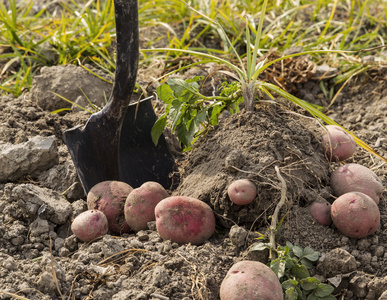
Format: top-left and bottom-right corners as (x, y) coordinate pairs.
(227, 179), (257, 205)
(87, 180), (133, 234)
(330, 163), (383, 205)
(155, 196), (215, 245)
(71, 210), (108, 242)
(331, 192), (380, 239)
(307, 200), (332, 226)
(322, 125), (357, 162)
(125, 181), (169, 232)
(220, 260), (283, 300)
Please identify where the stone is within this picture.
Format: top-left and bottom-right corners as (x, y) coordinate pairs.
(316, 248), (357, 277)
(4, 183), (72, 225)
(0, 136), (58, 182)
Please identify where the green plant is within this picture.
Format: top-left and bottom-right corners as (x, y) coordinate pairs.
(251, 241), (336, 300)
(149, 0), (386, 163)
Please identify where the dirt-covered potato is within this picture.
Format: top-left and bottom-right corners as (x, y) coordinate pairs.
(155, 196), (215, 245)
(322, 125), (357, 162)
(71, 210), (108, 242)
(330, 163), (384, 205)
(307, 200), (332, 226)
(220, 260), (283, 300)
(87, 180), (133, 234)
(331, 192), (380, 239)
(125, 181), (169, 232)
(227, 179), (257, 205)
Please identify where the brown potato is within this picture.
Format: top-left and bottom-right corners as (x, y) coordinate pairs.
(330, 163), (383, 205)
(71, 210), (108, 242)
(87, 180), (133, 234)
(331, 192), (380, 239)
(307, 200), (332, 226)
(322, 125), (356, 162)
(155, 196), (215, 245)
(125, 181), (169, 232)
(220, 260), (283, 300)
(227, 179), (257, 205)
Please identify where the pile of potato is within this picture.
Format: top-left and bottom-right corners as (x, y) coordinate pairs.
(71, 180), (216, 245)
(307, 125), (384, 239)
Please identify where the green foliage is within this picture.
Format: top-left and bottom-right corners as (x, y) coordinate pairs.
(251, 242), (336, 300)
(152, 77), (243, 150)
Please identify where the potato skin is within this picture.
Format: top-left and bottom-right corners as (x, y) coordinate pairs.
(330, 163), (383, 205)
(155, 196), (215, 245)
(307, 200), (332, 226)
(125, 181), (169, 232)
(331, 192), (380, 239)
(220, 260), (283, 300)
(71, 210), (108, 242)
(322, 125), (356, 162)
(87, 181), (133, 234)
(227, 179), (257, 205)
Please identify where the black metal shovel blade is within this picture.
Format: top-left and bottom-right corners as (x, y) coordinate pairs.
(64, 111), (123, 194)
(119, 98), (177, 190)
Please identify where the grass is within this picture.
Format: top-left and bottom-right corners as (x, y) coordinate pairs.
(1, 0), (387, 97)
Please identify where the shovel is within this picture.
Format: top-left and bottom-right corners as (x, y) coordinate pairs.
(63, 0), (176, 194)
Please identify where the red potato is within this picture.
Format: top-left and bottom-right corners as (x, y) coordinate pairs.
(87, 180), (133, 234)
(331, 192), (380, 239)
(330, 163), (383, 205)
(322, 125), (357, 162)
(220, 260), (283, 300)
(307, 200), (332, 226)
(227, 179), (257, 205)
(71, 210), (108, 242)
(155, 196), (215, 245)
(125, 181), (169, 232)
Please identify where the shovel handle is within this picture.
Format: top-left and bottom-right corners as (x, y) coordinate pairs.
(104, 0), (139, 116)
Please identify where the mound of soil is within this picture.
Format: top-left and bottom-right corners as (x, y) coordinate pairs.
(175, 102), (330, 228)
(0, 64), (386, 300)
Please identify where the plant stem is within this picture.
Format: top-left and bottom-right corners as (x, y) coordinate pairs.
(269, 166), (287, 260)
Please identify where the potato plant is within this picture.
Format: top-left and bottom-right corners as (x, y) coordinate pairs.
(251, 242), (335, 300)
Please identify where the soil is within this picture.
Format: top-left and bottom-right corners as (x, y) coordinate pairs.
(0, 46), (387, 300)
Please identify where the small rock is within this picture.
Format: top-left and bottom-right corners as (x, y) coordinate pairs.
(229, 225), (248, 248)
(317, 248), (357, 277)
(0, 136), (58, 182)
(225, 150), (245, 172)
(5, 183), (72, 225)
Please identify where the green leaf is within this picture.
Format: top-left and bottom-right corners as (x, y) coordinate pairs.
(300, 277), (320, 291)
(293, 245), (304, 258)
(285, 287), (299, 300)
(282, 279), (298, 290)
(271, 258), (286, 279)
(303, 247), (319, 262)
(209, 104), (222, 125)
(157, 84), (175, 104)
(151, 114), (167, 146)
(300, 258), (315, 269)
(251, 242), (271, 252)
(284, 256), (296, 270)
(314, 284), (334, 297)
(291, 264), (310, 279)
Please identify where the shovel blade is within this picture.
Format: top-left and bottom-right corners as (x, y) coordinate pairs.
(64, 111), (122, 194)
(119, 98), (178, 190)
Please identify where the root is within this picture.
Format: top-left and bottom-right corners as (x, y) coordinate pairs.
(269, 166), (287, 259)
